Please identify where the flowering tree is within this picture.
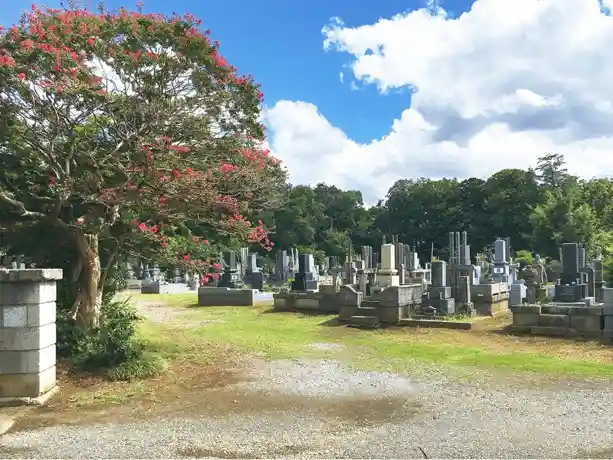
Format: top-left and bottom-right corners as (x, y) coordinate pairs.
(0, 3), (286, 329)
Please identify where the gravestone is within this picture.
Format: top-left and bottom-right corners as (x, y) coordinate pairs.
(521, 265), (540, 303)
(422, 260), (454, 315)
(510, 279), (526, 306)
(218, 252), (241, 288)
(361, 246), (373, 270)
(142, 264), (151, 282)
(490, 238), (514, 287)
(345, 261), (357, 285)
(291, 254), (318, 291)
(561, 243), (579, 285)
(239, 247), (249, 277)
(244, 253), (264, 290)
(151, 264), (160, 281)
(358, 269), (367, 294)
(125, 262), (135, 279)
(555, 242), (586, 301)
(378, 243), (399, 287)
(595, 260), (604, 301)
(275, 250), (289, 282)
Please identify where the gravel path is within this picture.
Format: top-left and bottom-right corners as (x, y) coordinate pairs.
(2, 300), (612, 458)
(2, 358), (613, 458)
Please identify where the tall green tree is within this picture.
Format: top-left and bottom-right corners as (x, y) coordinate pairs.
(382, 178), (460, 259)
(530, 184), (599, 257)
(535, 153), (570, 190)
(484, 168), (541, 250)
(272, 185), (324, 249)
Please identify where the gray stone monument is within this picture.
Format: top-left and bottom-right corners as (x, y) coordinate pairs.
(291, 254), (318, 291)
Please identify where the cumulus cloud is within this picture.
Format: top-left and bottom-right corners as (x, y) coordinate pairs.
(263, 0), (613, 204)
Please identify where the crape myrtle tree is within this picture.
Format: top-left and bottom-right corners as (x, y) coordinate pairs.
(0, 3), (286, 329)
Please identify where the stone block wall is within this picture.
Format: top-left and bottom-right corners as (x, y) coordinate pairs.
(510, 303), (603, 338)
(0, 269), (62, 405)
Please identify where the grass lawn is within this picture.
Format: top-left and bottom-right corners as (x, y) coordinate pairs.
(135, 293), (613, 380)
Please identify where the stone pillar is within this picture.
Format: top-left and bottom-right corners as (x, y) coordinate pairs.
(381, 244), (396, 271)
(0, 269), (61, 405)
(431, 260), (447, 287)
(378, 244), (399, 287)
(399, 263), (406, 285)
(358, 270), (367, 294)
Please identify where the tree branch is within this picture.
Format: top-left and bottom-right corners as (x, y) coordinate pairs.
(0, 190), (46, 218)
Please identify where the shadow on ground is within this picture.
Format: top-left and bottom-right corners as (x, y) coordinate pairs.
(9, 358), (422, 433)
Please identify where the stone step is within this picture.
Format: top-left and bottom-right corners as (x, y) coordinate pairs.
(361, 299), (380, 308)
(347, 315), (380, 329)
(355, 306), (377, 315)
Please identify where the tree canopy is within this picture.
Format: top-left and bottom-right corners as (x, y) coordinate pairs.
(0, 4), (286, 328)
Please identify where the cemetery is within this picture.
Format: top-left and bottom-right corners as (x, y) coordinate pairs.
(3, 3), (613, 457)
(100, 223), (613, 338)
(273, 232), (512, 330)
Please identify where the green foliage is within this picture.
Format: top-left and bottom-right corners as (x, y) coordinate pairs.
(546, 260), (562, 283)
(260, 154), (613, 266)
(107, 353), (167, 381)
(515, 250), (534, 268)
(57, 299), (165, 381)
(530, 184), (600, 257)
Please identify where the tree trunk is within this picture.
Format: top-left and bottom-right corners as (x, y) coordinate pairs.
(71, 232), (103, 330)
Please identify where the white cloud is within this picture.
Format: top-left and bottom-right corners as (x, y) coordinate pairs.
(264, 0), (613, 204)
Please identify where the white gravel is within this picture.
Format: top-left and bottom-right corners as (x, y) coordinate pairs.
(2, 358), (613, 458)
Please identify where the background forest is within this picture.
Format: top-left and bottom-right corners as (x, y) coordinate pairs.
(265, 154), (613, 268)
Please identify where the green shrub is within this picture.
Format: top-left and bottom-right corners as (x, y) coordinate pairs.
(57, 299), (166, 381)
(546, 259), (562, 282)
(107, 352), (167, 381)
(515, 249), (534, 268)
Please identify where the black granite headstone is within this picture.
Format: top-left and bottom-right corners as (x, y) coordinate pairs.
(561, 243), (579, 285)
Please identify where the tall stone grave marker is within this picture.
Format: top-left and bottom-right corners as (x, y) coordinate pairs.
(291, 254), (318, 291)
(422, 260), (455, 314)
(275, 250), (289, 282)
(555, 242), (587, 302)
(378, 244), (399, 287)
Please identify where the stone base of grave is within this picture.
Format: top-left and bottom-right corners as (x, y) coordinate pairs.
(473, 296), (509, 317)
(125, 279), (142, 290)
(377, 272), (399, 288)
(199, 287), (273, 307)
(141, 282), (191, 294)
(510, 303), (603, 339)
(272, 291), (339, 313)
(471, 283), (509, 316)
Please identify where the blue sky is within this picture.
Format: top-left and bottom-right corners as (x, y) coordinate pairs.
(1, 0), (471, 144)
